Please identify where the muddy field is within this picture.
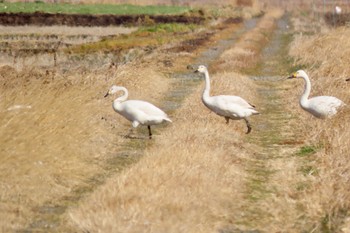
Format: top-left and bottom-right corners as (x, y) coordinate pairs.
(0, 12), (205, 26)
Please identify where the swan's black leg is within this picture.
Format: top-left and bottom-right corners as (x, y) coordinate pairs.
(148, 125), (152, 139)
(225, 117), (230, 124)
(244, 118), (252, 134)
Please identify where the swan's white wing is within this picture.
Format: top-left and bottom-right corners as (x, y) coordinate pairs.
(308, 96), (344, 117)
(205, 95), (257, 118)
(212, 95), (255, 109)
(125, 100), (166, 115)
(121, 100), (171, 123)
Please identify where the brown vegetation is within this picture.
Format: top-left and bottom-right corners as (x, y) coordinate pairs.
(287, 23), (350, 232)
(0, 5), (252, 231)
(0, 54), (173, 232)
(4, 1), (350, 232)
(68, 10), (282, 232)
(68, 55), (259, 233)
(7, 0), (237, 6)
(217, 9), (283, 71)
(324, 12), (350, 27)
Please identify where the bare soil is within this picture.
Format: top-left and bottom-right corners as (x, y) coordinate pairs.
(0, 12), (205, 26)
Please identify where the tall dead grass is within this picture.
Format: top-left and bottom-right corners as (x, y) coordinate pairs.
(69, 69), (259, 232)
(0, 57), (170, 231)
(68, 11), (266, 231)
(0, 6), (262, 230)
(288, 25), (350, 231)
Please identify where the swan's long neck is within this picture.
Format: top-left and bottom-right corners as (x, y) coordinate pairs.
(300, 73), (311, 107)
(202, 70), (211, 100)
(113, 87), (128, 110)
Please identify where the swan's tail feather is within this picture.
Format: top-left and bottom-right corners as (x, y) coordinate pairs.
(252, 110), (260, 115)
(164, 117), (172, 123)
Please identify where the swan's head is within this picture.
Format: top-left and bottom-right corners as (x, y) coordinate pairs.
(104, 85), (123, 97)
(288, 70), (308, 79)
(195, 65), (208, 74)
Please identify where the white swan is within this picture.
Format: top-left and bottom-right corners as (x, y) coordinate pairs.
(335, 6), (342, 14)
(288, 70), (345, 118)
(104, 85), (172, 139)
(195, 65), (259, 134)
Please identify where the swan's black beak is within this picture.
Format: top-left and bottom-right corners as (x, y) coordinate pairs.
(104, 92), (109, 98)
(194, 70), (199, 73)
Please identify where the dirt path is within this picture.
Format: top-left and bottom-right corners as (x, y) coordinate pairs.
(232, 15), (307, 230)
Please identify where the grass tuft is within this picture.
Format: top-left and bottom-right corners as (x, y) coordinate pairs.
(0, 2), (190, 15)
(296, 145), (317, 157)
(67, 23), (198, 54)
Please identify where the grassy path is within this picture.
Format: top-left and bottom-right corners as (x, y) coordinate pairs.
(234, 15), (305, 230)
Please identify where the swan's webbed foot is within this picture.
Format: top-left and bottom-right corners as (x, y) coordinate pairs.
(244, 118), (252, 134)
(225, 117), (230, 124)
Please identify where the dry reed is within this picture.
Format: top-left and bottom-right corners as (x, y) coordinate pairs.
(288, 24), (350, 232)
(0, 57), (171, 231)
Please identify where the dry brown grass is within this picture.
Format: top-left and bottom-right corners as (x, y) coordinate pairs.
(217, 9), (284, 71)
(0, 56), (171, 231)
(287, 24), (350, 232)
(67, 11), (269, 231)
(9, 0), (237, 6)
(68, 69), (259, 232)
(2, 5), (314, 232)
(0, 7), (253, 230)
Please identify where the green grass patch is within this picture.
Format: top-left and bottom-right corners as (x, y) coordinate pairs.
(67, 23), (198, 54)
(296, 145), (320, 176)
(138, 23), (196, 33)
(296, 145), (318, 157)
(299, 165), (319, 176)
(0, 2), (190, 15)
